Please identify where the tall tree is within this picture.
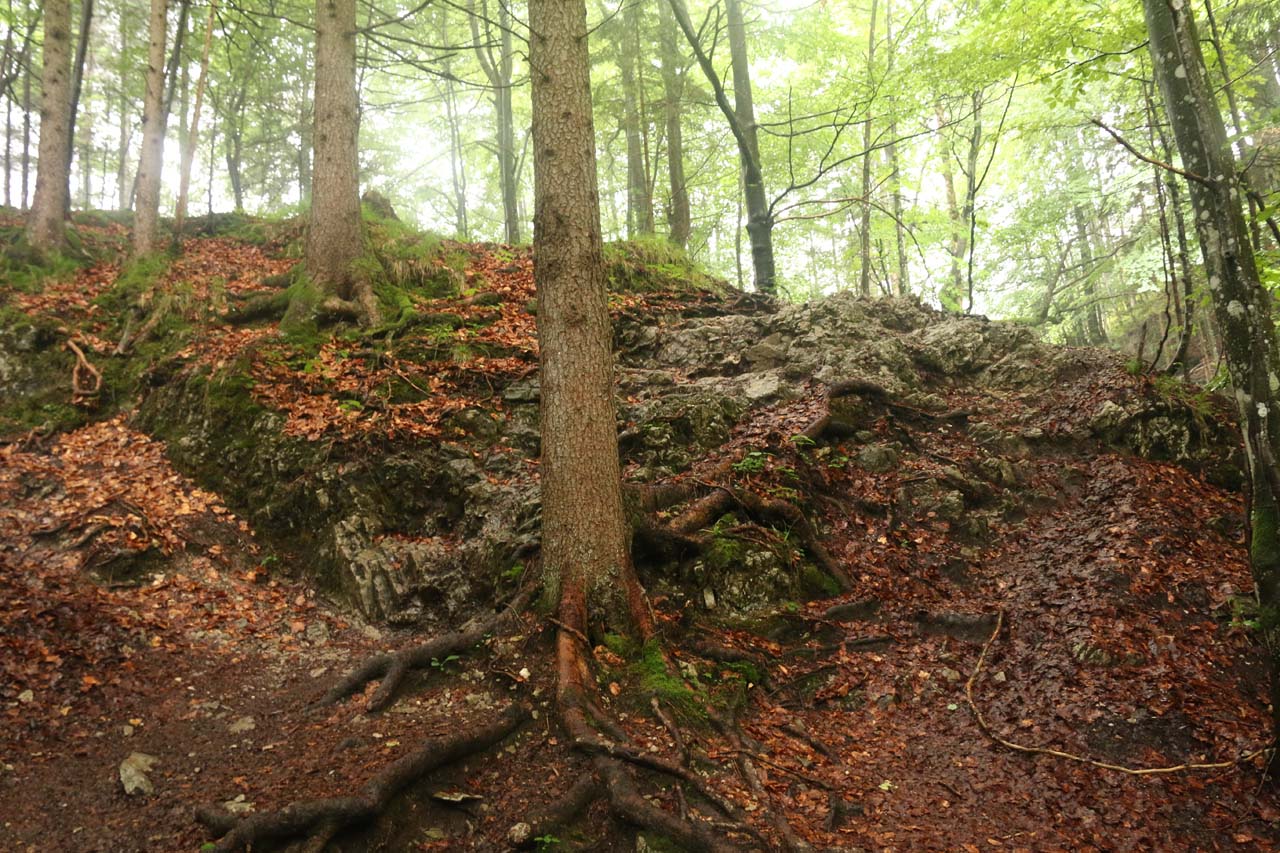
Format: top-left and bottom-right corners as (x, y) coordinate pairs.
(858, 0), (878, 298)
(290, 0), (379, 325)
(470, 0), (520, 244)
(657, 0), (690, 247)
(173, 0), (216, 243)
(62, 0), (92, 216)
(1143, 0), (1280, 724)
(669, 0), (776, 292)
(530, 0), (647, 643)
(132, 0), (168, 256)
(26, 0), (72, 253)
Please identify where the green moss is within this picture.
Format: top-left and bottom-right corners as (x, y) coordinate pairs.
(799, 563), (842, 598)
(95, 253), (170, 316)
(629, 641), (708, 722)
(0, 236), (83, 293)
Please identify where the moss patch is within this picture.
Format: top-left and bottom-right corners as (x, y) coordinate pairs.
(604, 236), (727, 294)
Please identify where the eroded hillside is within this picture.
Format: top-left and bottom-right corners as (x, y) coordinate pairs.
(0, 215), (1274, 851)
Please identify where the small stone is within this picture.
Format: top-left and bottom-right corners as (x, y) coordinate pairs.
(940, 667), (961, 683)
(122, 725), (134, 738)
(229, 716), (256, 734)
(119, 752), (158, 796)
(507, 822), (533, 845)
(993, 671), (1007, 683)
(17, 689), (34, 704)
(309, 667), (328, 678)
(223, 794), (255, 816)
(702, 588), (716, 609)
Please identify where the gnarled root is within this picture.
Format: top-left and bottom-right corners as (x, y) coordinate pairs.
(554, 594), (770, 852)
(315, 586), (534, 713)
(196, 703), (529, 852)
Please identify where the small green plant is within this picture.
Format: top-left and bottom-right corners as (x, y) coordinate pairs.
(732, 449), (769, 473)
(789, 434), (816, 448)
(430, 654), (461, 670)
(337, 398), (364, 413)
(534, 834), (561, 851)
(501, 562), (525, 583)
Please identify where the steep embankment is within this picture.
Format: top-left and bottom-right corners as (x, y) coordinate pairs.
(0, 220), (1273, 851)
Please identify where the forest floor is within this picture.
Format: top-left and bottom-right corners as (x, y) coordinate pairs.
(1, 222), (1278, 852)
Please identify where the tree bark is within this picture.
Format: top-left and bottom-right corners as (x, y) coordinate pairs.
(1072, 205), (1107, 345)
(885, 0), (907, 296)
(657, 0), (690, 248)
(132, 0), (169, 256)
(1143, 0), (1280, 727)
(115, 2), (130, 211)
(528, 0), (647, 636)
(21, 52), (31, 210)
(26, 0), (72, 252)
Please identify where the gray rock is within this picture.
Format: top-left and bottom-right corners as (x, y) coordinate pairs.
(119, 752), (158, 796)
(229, 716), (256, 734)
(857, 444), (899, 474)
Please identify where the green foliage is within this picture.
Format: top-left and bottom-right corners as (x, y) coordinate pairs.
(732, 450), (770, 474)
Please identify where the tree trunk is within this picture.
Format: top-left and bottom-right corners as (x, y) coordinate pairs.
(115, 3), (130, 211)
(1202, 0), (1262, 250)
(937, 102), (963, 310)
(657, 0), (690, 248)
(669, 0), (775, 291)
(1072, 205), (1107, 345)
(858, 0), (878, 298)
(470, 0), (519, 244)
(885, 0), (907, 296)
(725, 0), (774, 292)
(1143, 0), (1280, 727)
(26, 0), (72, 252)
(63, 0), (93, 217)
(173, 0), (216, 243)
(21, 56), (31, 210)
(132, 0), (169, 256)
(528, 0), (648, 639)
(293, 0), (377, 326)
(619, 0), (652, 236)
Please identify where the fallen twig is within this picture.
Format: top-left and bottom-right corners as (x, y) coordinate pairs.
(967, 610), (1273, 775)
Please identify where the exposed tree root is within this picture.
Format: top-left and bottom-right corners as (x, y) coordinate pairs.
(65, 338), (102, 403)
(315, 586), (534, 713)
(555, 605), (769, 852)
(710, 710), (811, 853)
(223, 291), (290, 325)
(196, 703), (529, 852)
(505, 774), (604, 848)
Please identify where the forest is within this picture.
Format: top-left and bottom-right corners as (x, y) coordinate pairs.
(3, 0), (1280, 849)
